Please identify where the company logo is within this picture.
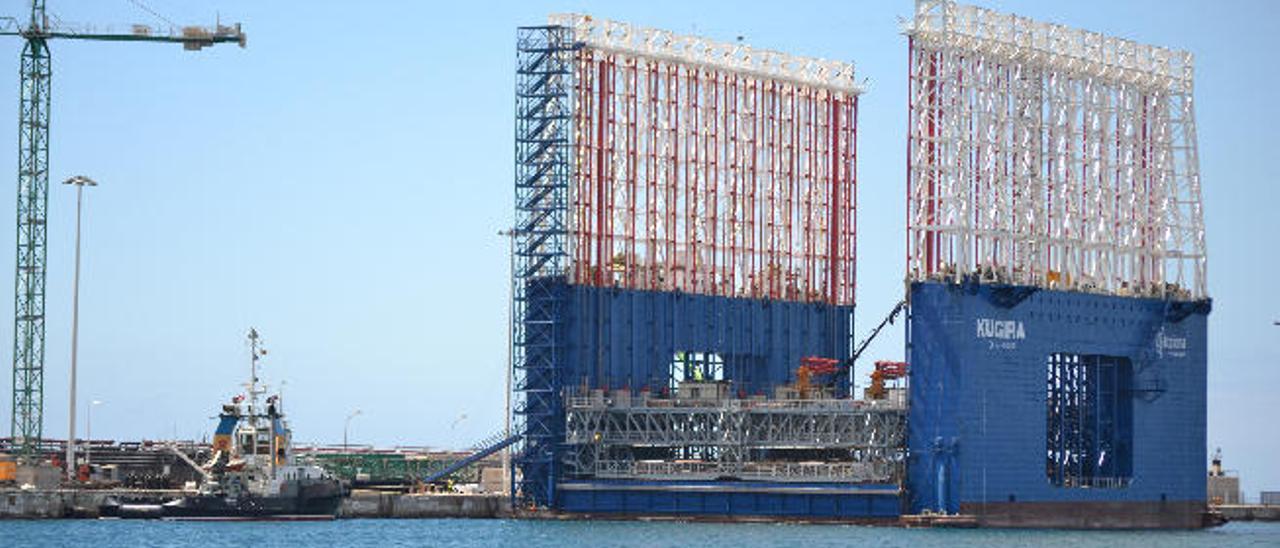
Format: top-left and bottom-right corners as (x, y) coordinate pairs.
(1155, 329), (1188, 359)
(976, 318), (1026, 341)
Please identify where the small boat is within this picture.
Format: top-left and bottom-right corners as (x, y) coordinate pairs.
(102, 329), (344, 519)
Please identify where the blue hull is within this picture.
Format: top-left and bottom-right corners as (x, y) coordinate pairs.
(907, 281), (1211, 527)
(558, 480), (900, 520)
(546, 280), (855, 397)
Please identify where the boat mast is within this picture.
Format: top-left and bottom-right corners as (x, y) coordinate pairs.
(247, 328), (265, 458)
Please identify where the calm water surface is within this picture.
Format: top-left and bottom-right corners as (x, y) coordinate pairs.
(5, 519), (1278, 547)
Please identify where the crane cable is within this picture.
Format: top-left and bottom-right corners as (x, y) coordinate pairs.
(126, 0), (177, 30)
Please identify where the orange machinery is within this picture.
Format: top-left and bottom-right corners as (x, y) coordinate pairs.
(795, 356), (841, 399)
(865, 360), (908, 400)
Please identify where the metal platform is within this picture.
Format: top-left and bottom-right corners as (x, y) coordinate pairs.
(563, 395), (905, 484)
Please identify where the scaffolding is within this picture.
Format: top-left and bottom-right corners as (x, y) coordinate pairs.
(563, 396), (906, 484)
(513, 25), (575, 508)
(905, 0), (1207, 300)
(551, 14), (860, 306)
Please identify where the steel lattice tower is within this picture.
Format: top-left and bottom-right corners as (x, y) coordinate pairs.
(11, 1), (50, 462)
(2, 1), (244, 460)
(512, 24), (573, 508)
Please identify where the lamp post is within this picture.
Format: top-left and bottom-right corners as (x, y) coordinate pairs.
(85, 400), (102, 468)
(343, 409), (362, 452)
(498, 228), (516, 495)
(64, 175), (97, 481)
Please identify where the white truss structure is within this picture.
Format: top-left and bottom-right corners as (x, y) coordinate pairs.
(549, 13), (859, 94)
(906, 0), (1207, 300)
(563, 397), (906, 483)
(552, 13), (860, 305)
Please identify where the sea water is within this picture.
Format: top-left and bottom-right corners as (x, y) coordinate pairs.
(4, 518), (1278, 547)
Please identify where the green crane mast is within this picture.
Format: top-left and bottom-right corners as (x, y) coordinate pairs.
(1, 0), (244, 460)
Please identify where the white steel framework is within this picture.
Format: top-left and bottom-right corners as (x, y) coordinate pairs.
(550, 13), (860, 305)
(549, 14), (859, 94)
(905, 0), (1207, 300)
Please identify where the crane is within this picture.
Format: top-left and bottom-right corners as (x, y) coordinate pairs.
(850, 299), (907, 364)
(1, 1), (244, 461)
(795, 299), (909, 397)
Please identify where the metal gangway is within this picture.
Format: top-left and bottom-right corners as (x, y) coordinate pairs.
(420, 433), (521, 484)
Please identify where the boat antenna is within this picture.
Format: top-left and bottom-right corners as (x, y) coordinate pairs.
(247, 328), (267, 416)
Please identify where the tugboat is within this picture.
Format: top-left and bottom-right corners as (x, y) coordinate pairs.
(102, 329), (344, 520)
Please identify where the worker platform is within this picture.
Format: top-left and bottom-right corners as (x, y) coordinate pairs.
(557, 384), (906, 519)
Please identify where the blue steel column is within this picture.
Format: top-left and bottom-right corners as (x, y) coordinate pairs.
(513, 25), (572, 508)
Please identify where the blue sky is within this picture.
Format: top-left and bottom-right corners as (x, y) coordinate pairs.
(0, 1), (1273, 498)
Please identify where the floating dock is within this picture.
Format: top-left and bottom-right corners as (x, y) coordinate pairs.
(509, 0), (1214, 529)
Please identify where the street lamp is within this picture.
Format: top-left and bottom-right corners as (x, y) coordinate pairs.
(64, 175), (97, 481)
(498, 228), (516, 495)
(85, 400), (102, 469)
(343, 409), (362, 452)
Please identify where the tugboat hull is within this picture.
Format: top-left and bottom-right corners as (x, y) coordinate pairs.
(102, 480), (344, 520)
